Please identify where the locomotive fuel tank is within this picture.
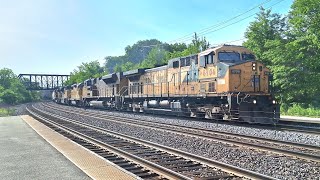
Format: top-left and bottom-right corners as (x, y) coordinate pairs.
(89, 101), (106, 108)
(148, 100), (159, 107)
(159, 100), (170, 107)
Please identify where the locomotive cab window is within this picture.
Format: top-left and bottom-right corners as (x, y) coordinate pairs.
(173, 61), (179, 68)
(199, 55), (206, 67)
(194, 55), (198, 64)
(186, 57), (191, 66)
(205, 53), (214, 65)
(200, 53), (214, 67)
(218, 52), (240, 62)
(242, 53), (255, 61)
(180, 58), (186, 67)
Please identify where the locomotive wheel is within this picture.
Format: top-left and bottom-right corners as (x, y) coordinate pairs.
(205, 109), (212, 119)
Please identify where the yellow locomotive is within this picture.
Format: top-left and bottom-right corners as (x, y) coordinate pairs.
(53, 44), (279, 124)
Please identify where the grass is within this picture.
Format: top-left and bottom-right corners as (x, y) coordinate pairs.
(281, 104), (320, 118)
(0, 108), (15, 117)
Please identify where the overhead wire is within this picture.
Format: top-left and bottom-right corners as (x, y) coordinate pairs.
(168, 0), (273, 44)
(138, 0), (285, 49)
(171, 0), (286, 44)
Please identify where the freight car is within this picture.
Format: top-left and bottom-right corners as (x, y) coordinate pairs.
(53, 44), (280, 124)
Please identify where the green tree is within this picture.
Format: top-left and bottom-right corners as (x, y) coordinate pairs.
(139, 47), (168, 68)
(162, 42), (188, 53)
(121, 61), (135, 71)
(0, 68), (17, 88)
(287, 0), (320, 106)
(0, 68), (40, 104)
(1, 89), (21, 104)
(191, 32), (210, 52)
(124, 39), (162, 65)
(104, 39), (189, 72)
(165, 33), (210, 60)
(66, 60), (105, 85)
(243, 4), (320, 106)
(243, 7), (287, 65)
(104, 55), (128, 73)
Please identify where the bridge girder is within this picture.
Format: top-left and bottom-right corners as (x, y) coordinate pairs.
(18, 74), (70, 90)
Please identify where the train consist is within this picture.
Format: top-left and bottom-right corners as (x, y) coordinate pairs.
(52, 45), (280, 124)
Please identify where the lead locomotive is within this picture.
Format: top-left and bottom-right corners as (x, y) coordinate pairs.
(52, 45), (280, 124)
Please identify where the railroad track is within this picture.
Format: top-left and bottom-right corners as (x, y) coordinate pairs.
(51, 102), (320, 135)
(27, 105), (276, 180)
(41, 102), (320, 163)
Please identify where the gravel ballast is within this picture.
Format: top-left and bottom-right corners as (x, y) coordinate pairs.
(50, 103), (320, 146)
(35, 103), (320, 179)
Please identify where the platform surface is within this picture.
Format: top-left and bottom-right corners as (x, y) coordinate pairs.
(0, 116), (90, 180)
(281, 115), (320, 124)
(21, 115), (139, 180)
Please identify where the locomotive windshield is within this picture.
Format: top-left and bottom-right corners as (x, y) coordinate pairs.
(242, 53), (255, 61)
(218, 52), (241, 62)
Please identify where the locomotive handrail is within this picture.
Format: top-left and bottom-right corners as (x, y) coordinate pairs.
(119, 86), (129, 97)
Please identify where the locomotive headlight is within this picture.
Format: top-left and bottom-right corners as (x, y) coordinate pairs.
(252, 62), (257, 71)
(272, 100), (276, 104)
(253, 100), (257, 104)
(186, 103), (189, 107)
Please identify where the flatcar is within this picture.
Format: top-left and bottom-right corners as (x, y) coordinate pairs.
(52, 44), (280, 124)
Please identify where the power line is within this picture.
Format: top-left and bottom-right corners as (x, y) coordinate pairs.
(136, 0), (285, 49)
(168, 0), (273, 44)
(171, 0), (285, 44)
(210, 38), (246, 47)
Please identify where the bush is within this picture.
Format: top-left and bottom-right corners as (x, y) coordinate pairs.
(0, 108), (15, 117)
(281, 104), (320, 117)
(0, 68), (41, 104)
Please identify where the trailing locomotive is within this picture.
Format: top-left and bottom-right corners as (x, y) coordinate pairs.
(52, 45), (280, 124)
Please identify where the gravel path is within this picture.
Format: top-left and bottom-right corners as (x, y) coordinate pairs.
(35, 103), (320, 179)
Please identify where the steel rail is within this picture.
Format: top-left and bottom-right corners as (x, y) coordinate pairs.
(27, 107), (190, 180)
(42, 103), (320, 162)
(31, 105), (276, 180)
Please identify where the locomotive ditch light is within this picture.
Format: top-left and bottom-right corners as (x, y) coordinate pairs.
(272, 100), (276, 104)
(253, 99), (257, 104)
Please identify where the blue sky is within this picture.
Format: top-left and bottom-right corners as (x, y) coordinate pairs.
(0, 0), (293, 75)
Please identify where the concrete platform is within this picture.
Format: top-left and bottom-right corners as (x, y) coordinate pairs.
(0, 116), (139, 180)
(281, 115), (320, 124)
(0, 116), (90, 180)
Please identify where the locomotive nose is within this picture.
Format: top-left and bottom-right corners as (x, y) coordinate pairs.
(229, 61), (269, 93)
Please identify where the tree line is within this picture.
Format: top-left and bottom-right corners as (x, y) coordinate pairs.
(65, 33), (209, 85)
(244, 0), (320, 108)
(0, 68), (40, 104)
(65, 0), (319, 109)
